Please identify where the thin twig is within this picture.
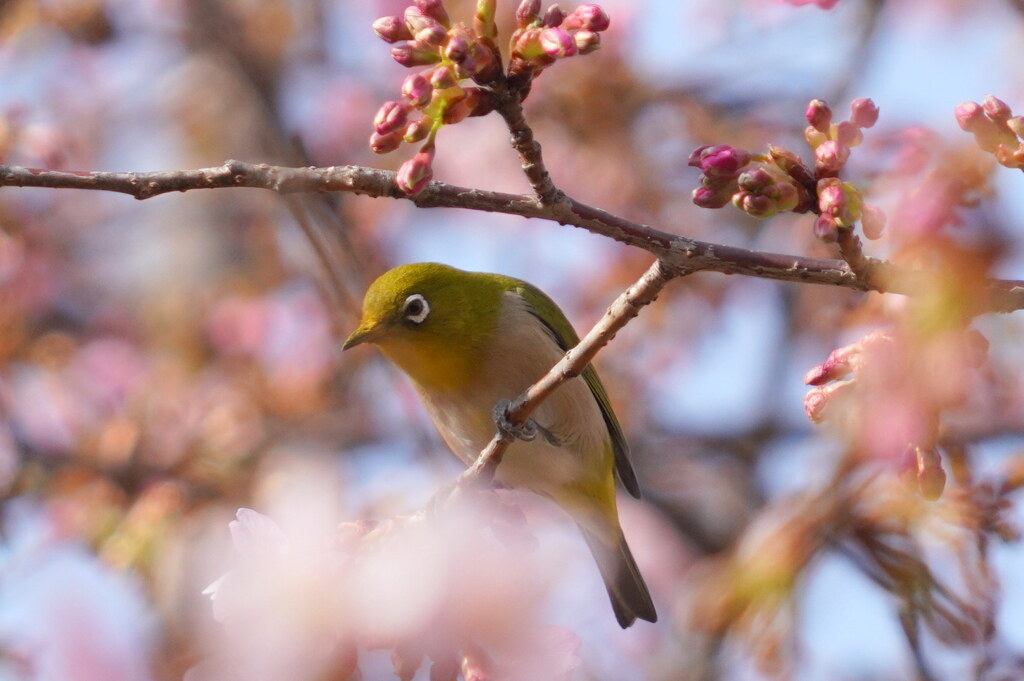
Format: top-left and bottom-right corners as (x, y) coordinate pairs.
(493, 91), (560, 205)
(3, 161), (1024, 312)
(455, 258), (681, 486)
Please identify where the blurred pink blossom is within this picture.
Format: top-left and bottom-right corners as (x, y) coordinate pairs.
(0, 500), (156, 681)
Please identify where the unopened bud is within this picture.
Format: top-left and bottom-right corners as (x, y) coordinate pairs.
(563, 4), (610, 31)
(849, 98), (879, 128)
(374, 101), (408, 135)
(391, 41), (440, 67)
(833, 121), (862, 147)
(539, 27), (576, 58)
(404, 6), (439, 34)
(414, 0), (450, 28)
(396, 146), (435, 195)
(416, 25), (447, 47)
(737, 167), (773, 192)
(813, 214), (839, 242)
(542, 4), (566, 27)
(404, 118), (432, 143)
(805, 99), (832, 133)
(574, 30), (601, 53)
(373, 15), (412, 43)
(814, 140), (850, 176)
(370, 130), (403, 154)
(1008, 116), (1024, 138)
(982, 94), (1012, 121)
(692, 185), (734, 209)
(445, 34), (470, 62)
(955, 101), (986, 132)
(430, 65), (459, 89)
(516, 0), (542, 26)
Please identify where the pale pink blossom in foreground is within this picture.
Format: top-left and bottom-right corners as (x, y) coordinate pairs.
(0, 500), (156, 681)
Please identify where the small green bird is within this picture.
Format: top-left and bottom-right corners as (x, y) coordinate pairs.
(343, 263), (657, 628)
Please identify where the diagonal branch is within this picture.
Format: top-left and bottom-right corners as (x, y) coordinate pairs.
(3, 161), (1024, 312)
(455, 258), (682, 486)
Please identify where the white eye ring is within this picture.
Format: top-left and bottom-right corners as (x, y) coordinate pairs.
(403, 294), (430, 324)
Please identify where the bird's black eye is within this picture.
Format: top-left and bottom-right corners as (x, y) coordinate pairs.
(403, 293), (429, 325)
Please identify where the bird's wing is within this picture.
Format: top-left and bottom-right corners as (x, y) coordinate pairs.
(512, 281), (641, 498)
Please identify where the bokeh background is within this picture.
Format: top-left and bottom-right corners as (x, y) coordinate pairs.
(2, 1), (1024, 680)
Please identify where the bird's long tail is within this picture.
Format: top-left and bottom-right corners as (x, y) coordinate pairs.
(578, 524), (657, 628)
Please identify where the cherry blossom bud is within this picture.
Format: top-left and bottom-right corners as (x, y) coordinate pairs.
(817, 177), (861, 227)
(737, 167), (773, 192)
(803, 382), (848, 423)
(954, 101), (986, 132)
(813, 214), (839, 242)
(373, 15), (412, 43)
(396, 145), (435, 195)
(463, 87), (497, 117)
(517, 0), (542, 26)
(391, 41), (440, 67)
(805, 99), (832, 132)
(445, 34), (470, 62)
(404, 6), (439, 34)
(404, 118), (432, 143)
(861, 203), (886, 239)
(563, 4), (611, 31)
(574, 29), (601, 53)
(402, 74), (431, 107)
(692, 185), (734, 209)
(370, 130), (403, 154)
(543, 5), (566, 27)
(430, 64), (459, 89)
(833, 121), (862, 147)
(415, 0), (450, 28)
(416, 25), (447, 47)
(814, 140), (849, 175)
(982, 94), (1012, 121)
(849, 98), (879, 128)
(540, 27), (576, 58)
(692, 144), (752, 178)
(374, 101), (408, 135)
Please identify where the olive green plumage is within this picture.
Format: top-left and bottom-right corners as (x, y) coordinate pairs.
(344, 263), (656, 627)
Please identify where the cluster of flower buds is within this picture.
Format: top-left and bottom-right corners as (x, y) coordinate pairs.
(689, 98), (887, 244)
(371, 0), (504, 194)
(509, 1), (610, 75)
(370, 1), (611, 195)
(955, 95), (1024, 170)
(804, 327), (989, 500)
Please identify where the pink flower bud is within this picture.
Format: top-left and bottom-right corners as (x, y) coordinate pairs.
(414, 0), (450, 28)
(849, 98), (879, 128)
(396, 146), (435, 195)
(954, 101), (985, 132)
(516, 0), (542, 26)
(539, 27), (576, 58)
(814, 140), (849, 175)
(564, 4), (611, 31)
(692, 185), (734, 209)
(697, 145), (751, 179)
(416, 25), (447, 47)
(374, 101), (408, 135)
(404, 118), (432, 143)
(445, 34), (470, 62)
(542, 5), (566, 27)
(373, 16), (412, 43)
(982, 94), (1012, 121)
(430, 64), (459, 89)
(734, 193), (774, 217)
(574, 29), (601, 54)
(817, 178), (861, 227)
(803, 382), (847, 424)
(401, 74), (431, 107)
(833, 121), (862, 147)
(464, 87), (497, 117)
(861, 203), (886, 239)
(391, 41), (440, 67)
(805, 99), (832, 133)
(370, 130), (403, 154)
(737, 167), (773, 192)
(404, 6), (439, 34)
(813, 214), (839, 242)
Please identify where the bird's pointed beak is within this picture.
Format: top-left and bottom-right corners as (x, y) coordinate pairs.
(342, 318), (384, 350)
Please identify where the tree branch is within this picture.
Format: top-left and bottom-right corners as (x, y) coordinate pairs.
(3, 161), (1024, 312)
(455, 258), (682, 485)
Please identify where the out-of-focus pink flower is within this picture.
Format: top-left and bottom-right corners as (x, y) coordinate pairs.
(777, 0), (841, 8)
(0, 500), (156, 681)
